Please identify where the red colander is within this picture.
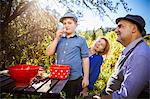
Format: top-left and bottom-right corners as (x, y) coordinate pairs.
(8, 64), (40, 87)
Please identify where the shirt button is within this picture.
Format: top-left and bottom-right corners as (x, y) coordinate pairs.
(66, 43), (68, 45)
(62, 60), (64, 62)
(64, 51), (66, 53)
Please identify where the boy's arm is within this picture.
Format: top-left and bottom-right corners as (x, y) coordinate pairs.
(82, 57), (89, 88)
(46, 38), (59, 56)
(46, 29), (64, 56)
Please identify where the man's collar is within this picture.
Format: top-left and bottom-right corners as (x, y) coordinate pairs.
(122, 37), (143, 55)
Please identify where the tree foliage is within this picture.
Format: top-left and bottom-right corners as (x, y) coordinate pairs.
(0, 0), (132, 69)
(0, 0), (57, 69)
(59, 0), (131, 22)
(0, 0), (149, 98)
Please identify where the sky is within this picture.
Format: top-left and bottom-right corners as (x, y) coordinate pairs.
(125, 0), (150, 33)
(78, 0), (150, 33)
(38, 0), (150, 33)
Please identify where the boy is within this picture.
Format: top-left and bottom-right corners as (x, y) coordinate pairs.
(46, 12), (89, 98)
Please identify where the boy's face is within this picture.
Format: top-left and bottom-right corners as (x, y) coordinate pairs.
(62, 18), (77, 35)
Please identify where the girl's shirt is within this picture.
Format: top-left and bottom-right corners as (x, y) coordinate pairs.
(88, 53), (103, 90)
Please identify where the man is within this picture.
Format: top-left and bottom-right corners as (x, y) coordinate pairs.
(46, 12), (89, 98)
(92, 14), (150, 99)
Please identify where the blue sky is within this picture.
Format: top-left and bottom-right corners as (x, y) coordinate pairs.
(78, 0), (150, 33)
(38, 0), (150, 33)
(123, 0), (150, 33)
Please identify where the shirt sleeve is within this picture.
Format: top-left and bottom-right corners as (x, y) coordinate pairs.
(112, 54), (149, 98)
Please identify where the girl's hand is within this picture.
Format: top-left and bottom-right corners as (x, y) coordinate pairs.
(93, 95), (101, 99)
(80, 87), (88, 97)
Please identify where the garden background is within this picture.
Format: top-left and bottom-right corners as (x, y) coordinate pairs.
(1, 0), (150, 98)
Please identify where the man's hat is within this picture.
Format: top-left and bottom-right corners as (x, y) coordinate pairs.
(60, 12), (78, 23)
(116, 14), (146, 37)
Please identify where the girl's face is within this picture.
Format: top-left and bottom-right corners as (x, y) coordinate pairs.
(94, 38), (107, 53)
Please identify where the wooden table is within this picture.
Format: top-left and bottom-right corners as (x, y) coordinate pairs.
(0, 74), (68, 98)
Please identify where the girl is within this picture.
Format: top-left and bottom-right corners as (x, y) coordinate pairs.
(80, 37), (110, 97)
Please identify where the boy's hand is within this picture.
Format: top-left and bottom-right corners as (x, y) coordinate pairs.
(82, 77), (89, 88)
(55, 28), (66, 39)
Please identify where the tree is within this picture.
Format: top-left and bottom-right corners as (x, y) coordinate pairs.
(1, 0), (35, 69)
(58, 0), (131, 22)
(0, 0), (131, 69)
(0, 0), (57, 69)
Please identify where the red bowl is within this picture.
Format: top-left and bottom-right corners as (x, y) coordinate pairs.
(49, 64), (71, 80)
(8, 64), (40, 87)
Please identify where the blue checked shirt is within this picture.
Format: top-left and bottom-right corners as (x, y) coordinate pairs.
(56, 34), (89, 80)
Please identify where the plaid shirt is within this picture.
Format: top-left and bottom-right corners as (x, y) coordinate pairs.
(56, 34), (89, 80)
